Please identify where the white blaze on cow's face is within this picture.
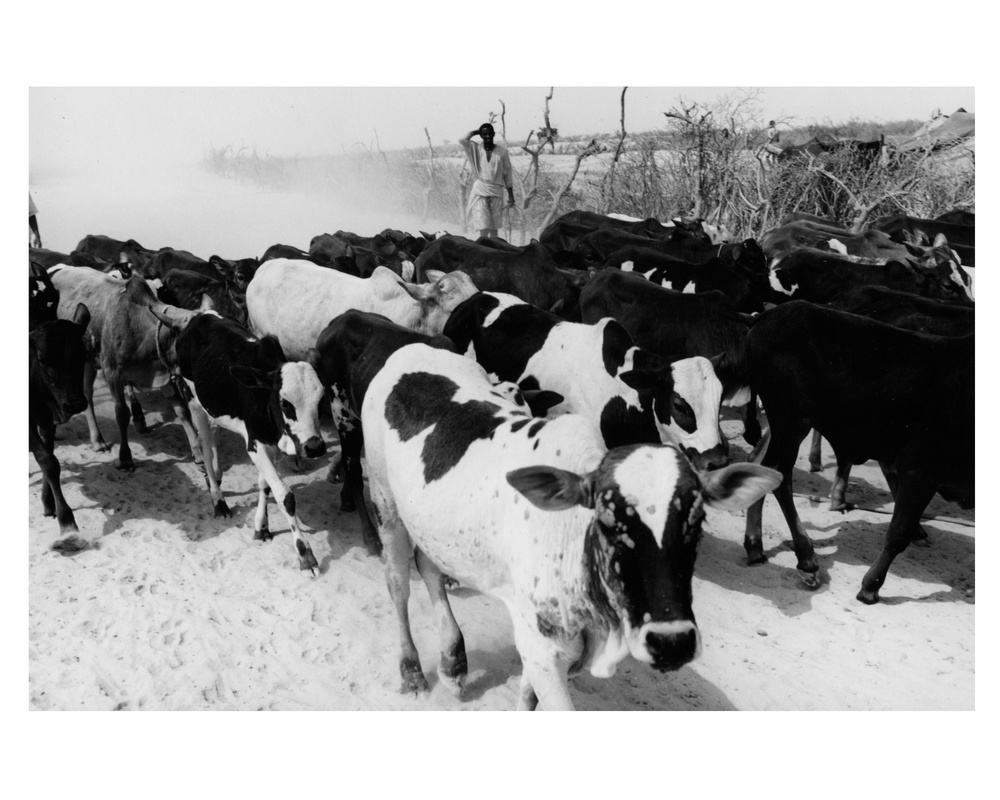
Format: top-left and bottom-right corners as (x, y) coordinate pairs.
(653, 357), (726, 470)
(589, 445), (703, 671)
(276, 361), (327, 458)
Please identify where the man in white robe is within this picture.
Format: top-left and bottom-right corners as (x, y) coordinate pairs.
(459, 123), (515, 238)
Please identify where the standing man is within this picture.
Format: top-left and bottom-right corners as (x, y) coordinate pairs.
(459, 123), (515, 238)
(29, 192), (42, 248)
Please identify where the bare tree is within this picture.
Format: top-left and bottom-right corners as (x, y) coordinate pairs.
(599, 87), (628, 214)
(537, 139), (604, 233)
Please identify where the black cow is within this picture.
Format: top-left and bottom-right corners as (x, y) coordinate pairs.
(761, 220), (913, 260)
(144, 248), (222, 281)
(30, 302), (91, 548)
(805, 286), (975, 509)
(313, 310), (460, 556)
(414, 236), (582, 318)
(208, 255), (260, 289)
(604, 248), (770, 313)
(539, 209), (678, 253)
(935, 209), (974, 226)
(75, 234), (157, 275)
(149, 309), (327, 572)
(580, 268), (760, 445)
(158, 269), (248, 326)
(443, 291), (730, 470)
(743, 301), (973, 603)
(871, 214), (975, 266)
(768, 243), (974, 306)
(29, 247), (126, 276)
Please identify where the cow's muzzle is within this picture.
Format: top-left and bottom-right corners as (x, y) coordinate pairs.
(641, 620), (700, 672)
(684, 443), (730, 472)
(302, 436), (327, 459)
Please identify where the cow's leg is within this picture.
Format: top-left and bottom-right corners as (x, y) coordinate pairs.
(30, 423), (79, 537)
(339, 425), (382, 557)
(166, 382), (202, 466)
(511, 619), (574, 711)
(374, 495), (429, 695)
(108, 375), (135, 471)
(829, 456), (854, 512)
(742, 389), (761, 446)
(880, 462), (929, 546)
(413, 547), (467, 696)
(253, 472), (271, 542)
(857, 469), (937, 604)
(81, 361), (110, 452)
(517, 674), (539, 711)
(808, 430), (823, 472)
(190, 402), (229, 517)
(125, 383), (148, 434)
(245, 443), (317, 574)
(744, 421), (818, 584)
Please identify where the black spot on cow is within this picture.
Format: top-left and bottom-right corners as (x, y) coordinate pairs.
(519, 375), (540, 392)
(283, 492), (296, 516)
(280, 398), (297, 421)
(527, 420), (546, 438)
(510, 419), (532, 433)
(386, 372), (509, 483)
(599, 395), (656, 449)
(601, 319), (634, 377)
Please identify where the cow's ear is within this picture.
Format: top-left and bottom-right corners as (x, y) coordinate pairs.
(618, 369), (661, 392)
(72, 303), (91, 329)
(699, 463), (781, 512)
(425, 269), (445, 283)
(521, 389), (564, 417)
(199, 293), (215, 311)
(506, 466), (594, 511)
(303, 347), (322, 373)
(932, 232), (950, 250)
(229, 365), (271, 390)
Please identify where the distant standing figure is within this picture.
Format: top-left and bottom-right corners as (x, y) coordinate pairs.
(459, 123), (515, 238)
(29, 193), (41, 248)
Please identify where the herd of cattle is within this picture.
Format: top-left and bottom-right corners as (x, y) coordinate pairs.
(28, 206), (975, 709)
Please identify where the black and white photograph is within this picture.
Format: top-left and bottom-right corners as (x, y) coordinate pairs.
(18, 9), (990, 793)
(27, 82), (976, 712)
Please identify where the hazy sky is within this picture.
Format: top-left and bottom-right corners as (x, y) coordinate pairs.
(29, 86), (974, 174)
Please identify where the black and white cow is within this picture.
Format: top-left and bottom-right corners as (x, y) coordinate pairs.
(30, 302), (91, 550)
(743, 301), (974, 604)
(443, 292), (729, 470)
(361, 343), (781, 709)
(148, 308), (327, 573)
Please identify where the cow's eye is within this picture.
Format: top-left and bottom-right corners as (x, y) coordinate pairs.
(670, 394), (697, 434)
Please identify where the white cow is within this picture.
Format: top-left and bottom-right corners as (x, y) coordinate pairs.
(361, 344), (780, 710)
(246, 259), (478, 361)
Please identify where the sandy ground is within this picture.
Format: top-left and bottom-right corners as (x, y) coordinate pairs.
(26, 164), (975, 712)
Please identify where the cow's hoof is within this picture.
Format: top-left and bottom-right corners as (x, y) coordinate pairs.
(297, 542), (319, 573)
(42, 506), (56, 519)
(745, 551), (768, 566)
(115, 460), (135, 472)
(856, 587), (879, 605)
(254, 525), (272, 542)
(363, 535), (383, 558)
(400, 664), (430, 696)
(830, 501), (854, 513)
(214, 500), (231, 519)
(327, 458), (344, 483)
(911, 536), (932, 549)
(799, 571), (821, 590)
(808, 462), (823, 473)
(51, 534), (91, 555)
(92, 441), (111, 453)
